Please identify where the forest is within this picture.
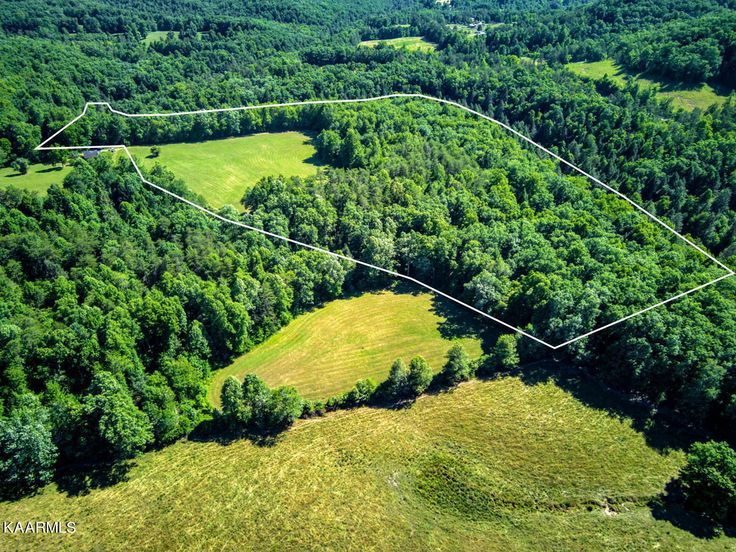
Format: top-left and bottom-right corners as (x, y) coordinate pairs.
(1, 0), (736, 531)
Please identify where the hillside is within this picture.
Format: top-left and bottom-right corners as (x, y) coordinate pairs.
(4, 370), (730, 550)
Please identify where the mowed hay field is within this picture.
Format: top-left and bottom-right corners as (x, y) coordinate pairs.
(566, 59), (730, 111)
(208, 290), (484, 406)
(359, 36), (437, 52)
(129, 132), (320, 210)
(0, 163), (72, 195)
(3, 370), (732, 550)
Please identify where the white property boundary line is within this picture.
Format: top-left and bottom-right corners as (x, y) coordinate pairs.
(34, 94), (735, 350)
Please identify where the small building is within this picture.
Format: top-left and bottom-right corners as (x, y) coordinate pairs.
(82, 149), (101, 159)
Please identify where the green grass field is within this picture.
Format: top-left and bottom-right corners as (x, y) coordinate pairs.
(143, 31), (203, 45)
(0, 163), (72, 195)
(208, 290), (485, 406)
(129, 132), (321, 210)
(566, 59), (730, 111)
(359, 36), (437, 52)
(142, 30), (178, 45)
(2, 368), (730, 550)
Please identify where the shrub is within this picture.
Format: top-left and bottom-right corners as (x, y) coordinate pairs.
(344, 378), (378, 407)
(301, 399), (325, 418)
(325, 395), (343, 411)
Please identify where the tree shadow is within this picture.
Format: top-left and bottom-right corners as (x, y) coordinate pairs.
(187, 416), (282, 448)
(429, 294), (501, 355)
(510, 360), (732, 539)
(53, 460), (135, 498)
(648, 479), (734, 539)
(36, 166), (64, 174)
(515, 359), (701, 454)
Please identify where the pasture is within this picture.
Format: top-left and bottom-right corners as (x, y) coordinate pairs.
(208, 290), (485, 406)
(566, 59), (729, 111)
(0, 163), (72, 194)
(2, 368), (729, 550)
(129, 132), (320, 210)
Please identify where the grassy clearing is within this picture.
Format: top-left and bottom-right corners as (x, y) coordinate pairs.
(2, 368), (730, 550)
(208, 290), (485, 406)
(129, 132), (321, 210)
(448, 22), (504, 35)
(359, 36), (437, 52)
(0, 163), (72, 195)
(566, 59), (730, 111)
(142, 31), (179, 45)
(142, 31), (202, 45)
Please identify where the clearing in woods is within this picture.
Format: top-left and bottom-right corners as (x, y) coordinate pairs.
(566, 58), (730, 111)
(208, 289), (485, 406)
(129, 132), (321, 210)
(359, 36), (437, 52)
(0, 163), (72, 195)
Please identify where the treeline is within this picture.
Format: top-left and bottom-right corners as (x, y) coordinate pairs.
(0, 0), (423, 37)
(474, 0), (732, 65)
(219, 338), (520, 432)
(615, 12), (736, 85)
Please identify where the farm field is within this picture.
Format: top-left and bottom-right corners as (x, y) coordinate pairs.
(0, 163), (72, 194)
(359, 36), (437, 52)
(208, 290), (485, 406)
(566, 59), (730, 111)
(2, 369), (729, 550)
(129, 132), (321, 210)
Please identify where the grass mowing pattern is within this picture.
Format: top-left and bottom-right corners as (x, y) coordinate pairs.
(0, 163), (72, 195)
(566, 59), (730, 111)
(208, 290), (484, 406)
(129, 132), (321, 210)
(359, 36), (437, 52)
(2, 369), (731, 550)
